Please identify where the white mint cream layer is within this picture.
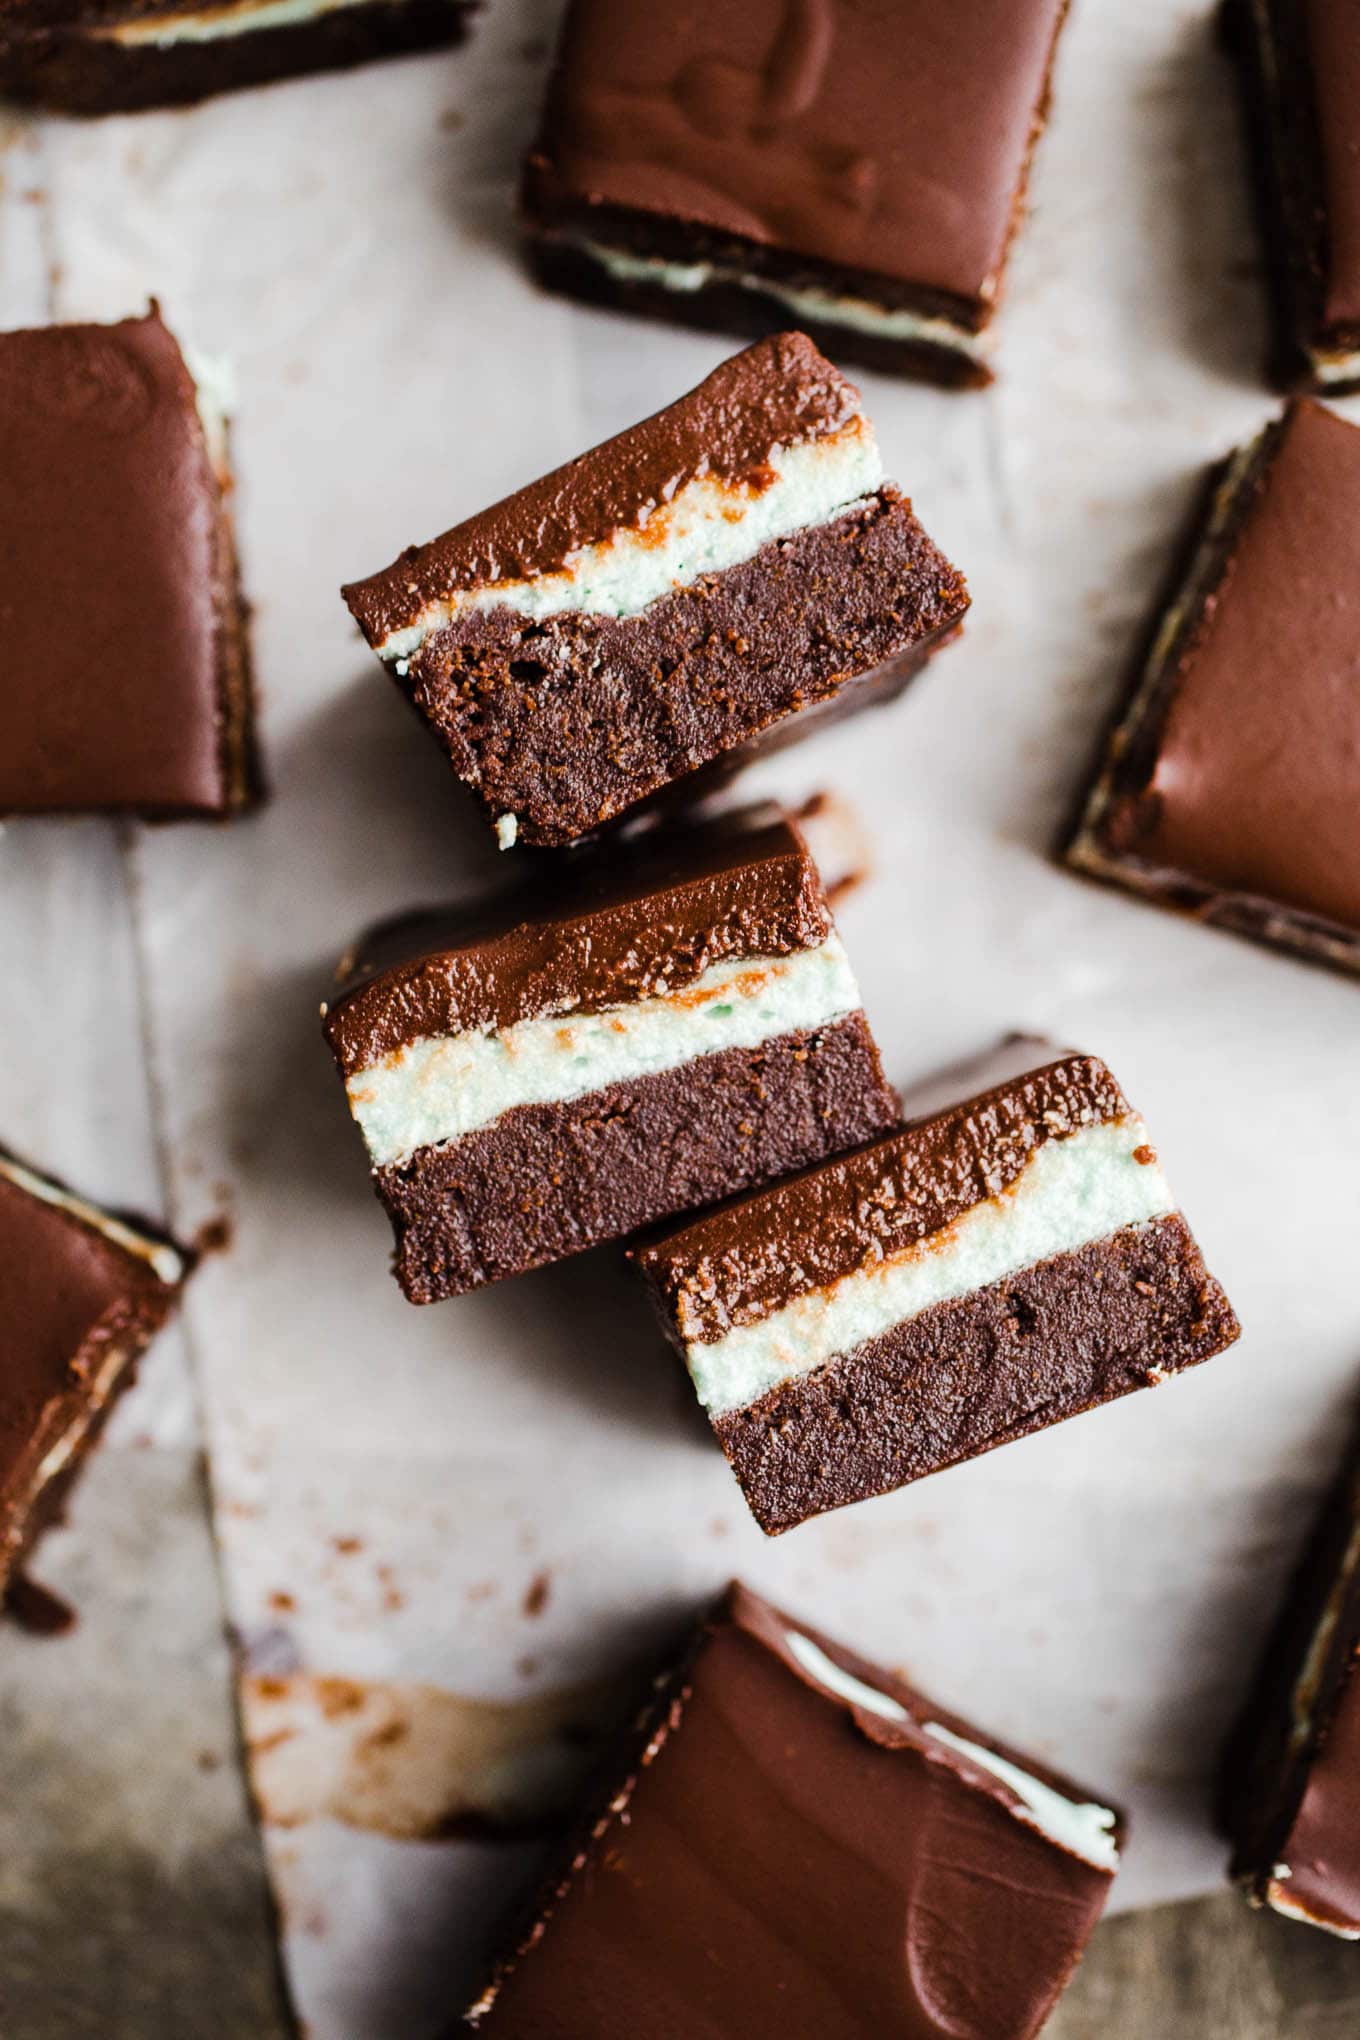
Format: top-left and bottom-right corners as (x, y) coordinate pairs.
(560, 239), (992, 369)
(94, 0), (395, 46)
(347, 935), (861, 1170)
(786, 1631), (1121, 1872)
(684, 1113), (1176, 1417)
(375, 419), (882, 660)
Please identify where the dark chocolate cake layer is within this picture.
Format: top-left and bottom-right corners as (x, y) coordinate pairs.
(0, 0), (476, 113)
(394, 488), (965, 847)
(463, 1581), (1121, 2038)
(714, 1217), (1237, 1536)
(376, 1015), (896, 1302)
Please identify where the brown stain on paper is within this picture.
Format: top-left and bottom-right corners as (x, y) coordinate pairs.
(241, 1668), (624, 1844)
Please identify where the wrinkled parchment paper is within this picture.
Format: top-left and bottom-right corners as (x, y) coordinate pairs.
(4, 4), (1360, 2032)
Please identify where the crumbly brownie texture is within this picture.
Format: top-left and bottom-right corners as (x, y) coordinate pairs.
(1066, 400), (1360, 976)
(520, 0), (1071, 387)
(1220, 1417), (1360, 1937)
(343, 333), (968, 847)
(323, 807), (898, 1301)
(1221, 0), (1360, 393)
(634, 1054), (1240, 1534)
(0, 0), (476, 113)
(463, 1582), (1122, 2039)
(0, 1150), (189, 1604)
(0, 309), (258, 818)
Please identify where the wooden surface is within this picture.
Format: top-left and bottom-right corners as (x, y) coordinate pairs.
(1053, 1891), (1360, 2038)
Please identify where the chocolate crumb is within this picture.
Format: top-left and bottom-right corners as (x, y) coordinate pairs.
(192, 1212), (234, 1256)
(4, 1572), (76, 1636)
(523, 1570), (551, 1619)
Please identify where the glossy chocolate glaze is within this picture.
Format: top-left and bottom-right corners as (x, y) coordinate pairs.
(633, 1054), (1130, 1344)
(324, 806), (832, 1076)
(714, 1218), (1239, 1533)
(522, 0), (1071, 321)
(0, 308), (253, 817)
(342, 332), (862, 643)
(0, 1159), (186, 1596)
(1222, 1415), (1360, 1935)
(463, 1581), (1120, 2039)
(1074, 401), (1360, 957)
(373, 1016), (897, 1301)
(0, 0), (476, 112)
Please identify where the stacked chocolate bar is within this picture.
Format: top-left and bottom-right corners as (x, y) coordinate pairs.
(0, 0), (478, 112)
(0, 1148), (190, 1612)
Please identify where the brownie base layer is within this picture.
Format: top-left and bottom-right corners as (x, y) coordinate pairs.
(1219, 0), (1360, 395)
(0, 0), (474, 113)
(401, 489), (968, 848)
(373, 1014), (899, 1302)
(712, 1216), (1240, 1535)
(524, 236), (992, 391)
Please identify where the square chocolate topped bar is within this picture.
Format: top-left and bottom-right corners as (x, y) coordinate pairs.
(1220, 1413), (1360, 1938)
(0, 1147), (190, 1609)
(0, 309), (258, 820)
(463, 1582), (1122, 2039)
(0, 0), (477, 114)
(1067, 400), (1360, 976)
(342, 332), (968, 849)
(1223, 0), (1360, 392)
(521, 0), (1072, 386)
(323, 805), (898, 1301)
(633, 1047), (1240, 1534)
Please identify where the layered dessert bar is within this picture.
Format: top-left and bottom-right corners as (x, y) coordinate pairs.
(1220, 1415), (1360, 1937)
(0, 1147), (190, 1608)
(322, 806), (898, 1302)
(1222, 0), (1360, 392)
(463, 1581), (1123, 2038)
(1066, 400), (1360, 976)
(342, 332), (968, 848)
(0, 308), (258, 819)
(520, 0), (1072, 387)
(634, 1047), (1240, 1534)
(0, 0), (477, 114)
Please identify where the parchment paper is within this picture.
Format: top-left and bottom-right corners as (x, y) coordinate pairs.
(4, 3), (1360, 2033)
